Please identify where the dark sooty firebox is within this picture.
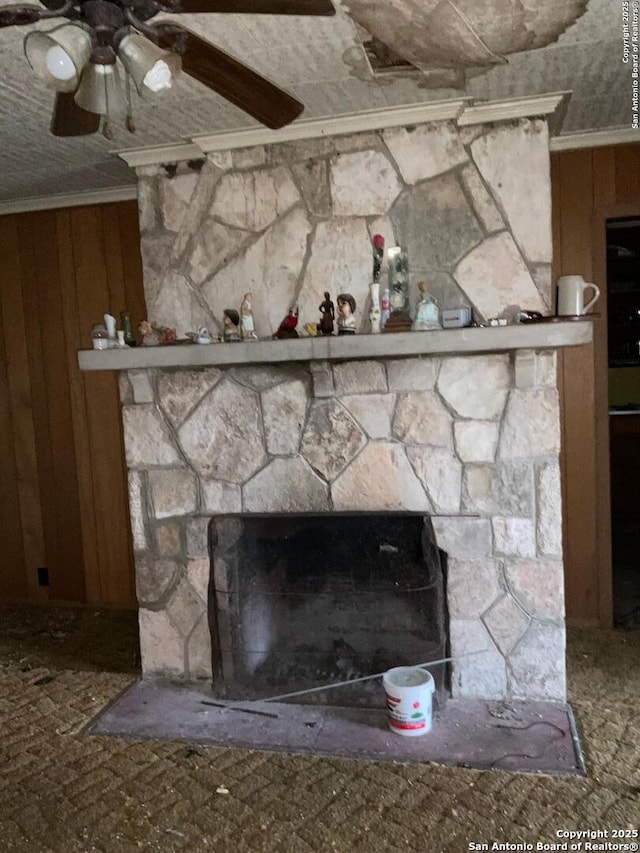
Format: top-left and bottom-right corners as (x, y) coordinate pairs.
(208, 513), (448, 708)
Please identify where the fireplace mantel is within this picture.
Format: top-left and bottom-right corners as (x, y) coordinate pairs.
(78, 321), (592, 372)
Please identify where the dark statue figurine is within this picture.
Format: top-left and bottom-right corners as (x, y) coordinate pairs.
(319, 291), (335, 336)
(273, 305), (299, 339)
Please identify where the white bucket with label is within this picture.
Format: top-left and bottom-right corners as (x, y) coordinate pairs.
(382, 666), (436, 737)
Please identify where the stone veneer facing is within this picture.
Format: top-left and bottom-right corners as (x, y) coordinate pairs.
(121, 349), (566, 702)
(136, 117), (553, 340)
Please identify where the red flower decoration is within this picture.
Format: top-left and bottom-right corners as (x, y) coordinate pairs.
(412, 701), (420, 709)
(373, 234), (385, 250)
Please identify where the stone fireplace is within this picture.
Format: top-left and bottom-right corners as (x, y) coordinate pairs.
(120, 346), (566, 702)
(86, 96), (588, 707)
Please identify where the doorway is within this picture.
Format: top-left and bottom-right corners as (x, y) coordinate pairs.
(606, 217), (640, 628)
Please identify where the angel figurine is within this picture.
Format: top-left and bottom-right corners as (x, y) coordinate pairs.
(240, 292), (258, 341)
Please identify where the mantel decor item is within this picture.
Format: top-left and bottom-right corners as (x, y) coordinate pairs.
(369, 282), (381, 334)
(222, 309), (241, 342)
(273, 306), (299, 339)
(121, 311), (137, 347)
(103, 312), (117, 348)
(91, 323), (109, 350)
(382, 246), (412, 333)
(336, 293), (357, 335)
(318, 291), (335, 336)
(240, 292), (258, 341)
(412, 282), (441, 331)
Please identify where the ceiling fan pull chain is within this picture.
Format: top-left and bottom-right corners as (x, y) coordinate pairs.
(125, 70), (136, 133)
(102, 67), (113, 140)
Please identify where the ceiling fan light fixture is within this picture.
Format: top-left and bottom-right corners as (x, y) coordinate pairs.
(74, 62), (126, 115)
(24, 24), (93, 92)
(118, 33), (181, 98)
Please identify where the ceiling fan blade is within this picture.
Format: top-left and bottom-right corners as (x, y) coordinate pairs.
(152, 0), (334, 14)
(0, 4), (46, 26)
(158, 27), (304, 129)
(50, 93), (101, 137)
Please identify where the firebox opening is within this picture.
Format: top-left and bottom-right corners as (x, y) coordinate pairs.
(207, 512), (449, 709)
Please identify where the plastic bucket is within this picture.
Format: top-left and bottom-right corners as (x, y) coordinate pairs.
(382, 666), (435, 737)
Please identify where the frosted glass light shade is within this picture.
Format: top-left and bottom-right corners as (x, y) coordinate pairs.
(24, 24), (92, 92)
(74, 63), (126, 115)
(118, 33), (181, 97)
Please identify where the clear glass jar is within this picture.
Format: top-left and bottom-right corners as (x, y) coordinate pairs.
(91, 324), (109, 350)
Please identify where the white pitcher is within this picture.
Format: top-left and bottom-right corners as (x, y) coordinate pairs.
(556, 275), (600, 316)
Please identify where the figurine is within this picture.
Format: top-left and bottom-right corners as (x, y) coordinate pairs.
(319, 291), (335, 336)
(139, 320), (177, 346)
(222, 309), (241, 342)
(413, 282), (441, 331)
(336, 293), (357, 335)
(240, 292), (258, 341)
(273, 306), (299, 339)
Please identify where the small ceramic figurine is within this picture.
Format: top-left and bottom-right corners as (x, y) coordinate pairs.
(336, 293), (357, 335)
(273, 306), (299, 339)
(222, 309), (241, 342)
(319, 291), (335, 336)
(240, 292), (258, 341)
(413, 281), (441, 331)
(139, 320), (177, 346)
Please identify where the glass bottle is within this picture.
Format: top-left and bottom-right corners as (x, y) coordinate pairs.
(121, 311), (137, 347)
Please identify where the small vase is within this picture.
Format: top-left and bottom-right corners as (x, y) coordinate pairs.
(103, 313), (117, 348)
(369, 282), (381, 334)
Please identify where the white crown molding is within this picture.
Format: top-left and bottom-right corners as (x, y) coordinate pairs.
(0, 184), (137, 215)
(456, 92), (571, 129)
(114, 94), (573, 169)
(117, 142), (204, 168)
(550, 126), (640, 151)
(190, 99), (470, 152)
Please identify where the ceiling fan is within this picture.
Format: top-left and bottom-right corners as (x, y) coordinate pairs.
(0, 0), (335, 136)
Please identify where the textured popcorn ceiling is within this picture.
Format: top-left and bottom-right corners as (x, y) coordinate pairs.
(0, 0), (623, 202)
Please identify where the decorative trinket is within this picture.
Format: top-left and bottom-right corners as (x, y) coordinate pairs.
(222, 309), (241, 342)
(240, 292), (258, 341)
(337, 293), (357, 335)
(273, 306), (299, 339)
(413, 282), (441, 331)
(318, 291), (335, 336)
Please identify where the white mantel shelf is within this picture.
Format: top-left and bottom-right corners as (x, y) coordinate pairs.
(77, 322), (593, 372)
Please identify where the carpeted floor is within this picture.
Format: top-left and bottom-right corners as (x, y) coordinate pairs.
(0, 605), (638, 852)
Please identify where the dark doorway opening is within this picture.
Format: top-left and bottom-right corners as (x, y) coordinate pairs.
(607, 217), (640, 628)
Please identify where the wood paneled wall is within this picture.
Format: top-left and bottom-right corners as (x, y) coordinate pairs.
(551, 142), (640, 627)
(0, 201), (145, 606)
(1, 144), (638, 615)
